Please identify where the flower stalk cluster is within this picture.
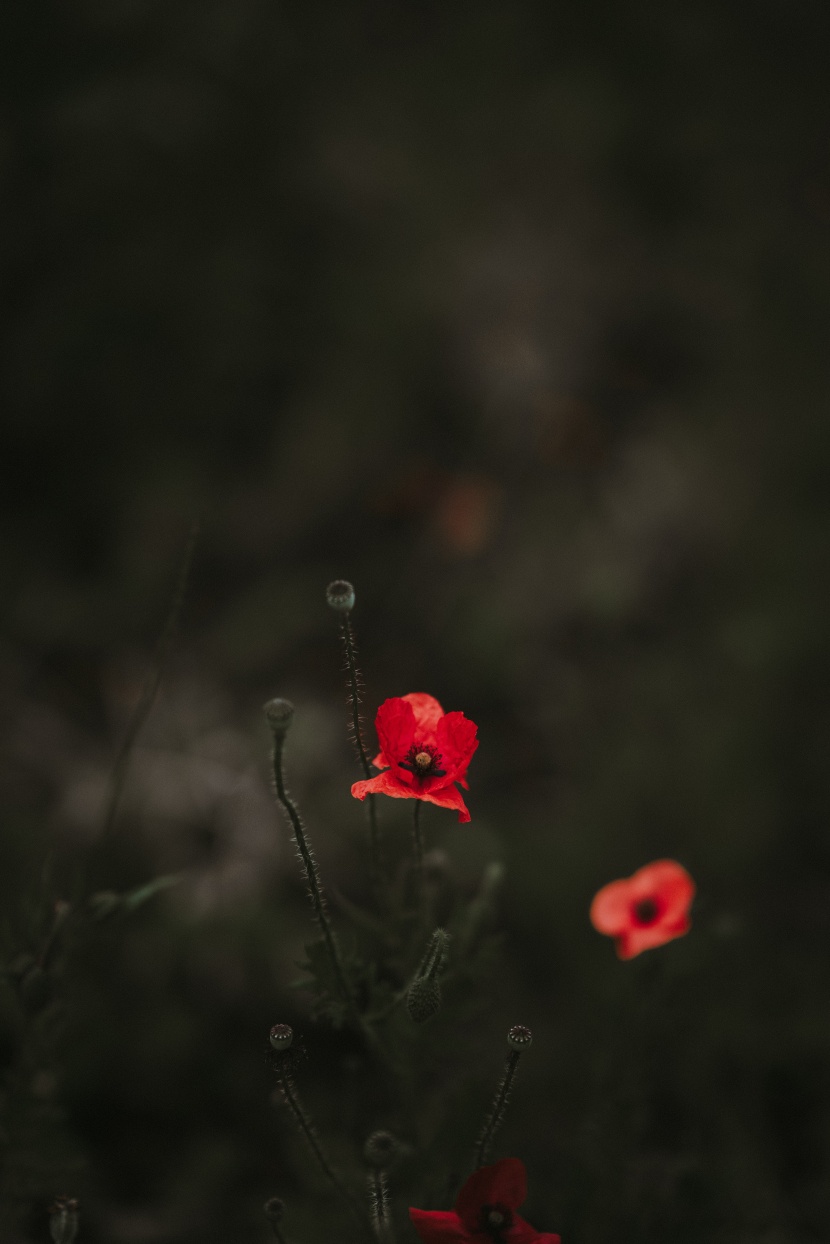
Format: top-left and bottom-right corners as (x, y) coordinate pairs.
(259, 578), (696, 1242)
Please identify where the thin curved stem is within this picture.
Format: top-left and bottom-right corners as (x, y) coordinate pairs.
(340, 615), (383, 895)
(271, 735), (354, 1017)
(278, 1073), (373, 1238)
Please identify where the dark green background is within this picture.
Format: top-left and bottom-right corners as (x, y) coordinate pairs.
(2, 1), (829, 1241)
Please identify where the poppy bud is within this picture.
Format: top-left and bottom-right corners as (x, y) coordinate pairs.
(49, 1197), (79, 1244)
(406, 976), (441, 1023)
(264, 1197), (285, 1222)
(269, 1023), (293, 1051)
(264, 698), (295, 736)
(363, 1130), (400, 1169)
(326, 579), (355, 613)
(507, 1024), (532, 1052)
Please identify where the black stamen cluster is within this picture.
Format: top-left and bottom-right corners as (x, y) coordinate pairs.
(481, 1203), (513, 1241)
(399, 743), (446, 781)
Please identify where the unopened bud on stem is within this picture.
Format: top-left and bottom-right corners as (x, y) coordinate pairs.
(406, 928), (450, 1023)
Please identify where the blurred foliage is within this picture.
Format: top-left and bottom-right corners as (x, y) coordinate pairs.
(2, 0), (830, 1240)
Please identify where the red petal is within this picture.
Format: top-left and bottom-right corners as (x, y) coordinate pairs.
(351, 770), (415, 802)
(436, 711), (478, 781)
(589, 879), (633, 934)
(615, 914), (692, 959)
(509, 1214), (560, 1244)
(630, 859), (695, 923)
(372, 750), (388, 770)
(403, 692), (445, 739)
(455, 1159), (527, 1227)
(408, 1209), (470, 1242)
(591, 859), (695, 955)
(375, 697), (416, 767)
(421, 782), (471, 823)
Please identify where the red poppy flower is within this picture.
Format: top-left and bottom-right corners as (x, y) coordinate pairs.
(590, 859), (695, 960)
(351, 693), (478, 823)
(409, 1157), (560, 1243)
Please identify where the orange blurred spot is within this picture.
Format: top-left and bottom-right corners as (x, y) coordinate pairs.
(433, 475), (503, 557)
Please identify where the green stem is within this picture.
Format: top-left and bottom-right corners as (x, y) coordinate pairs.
(369, 1170), (396, 1243)
(271, 734), (396, 1082)
(476, 1049), (521, 1168)
(411, 800), (425, 917)
(340, 615), (383, 895)
(271, 735), (354, 1019)
(279, 1073), (373, 1238)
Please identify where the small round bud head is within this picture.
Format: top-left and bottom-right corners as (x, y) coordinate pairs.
(326, 579), (355, 612)
(507, 1024), (533, 1052)
(264, 698), (294, 736)
(406, 976), (441, 1024)
(363, 1130), (399, 1169)
(264, 1197), (285, 1223)
(269, 1023), (293, 1051)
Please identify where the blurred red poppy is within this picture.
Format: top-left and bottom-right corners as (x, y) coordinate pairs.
(409, 1157), (561, 1243)
(351, 692), (477, 823)
(590, 859), (695, 959)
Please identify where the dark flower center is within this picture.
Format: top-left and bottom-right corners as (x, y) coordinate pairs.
(632, 897), (661, 926)
(480, 1203), (513, 1240)
(399, 743), (446, 782)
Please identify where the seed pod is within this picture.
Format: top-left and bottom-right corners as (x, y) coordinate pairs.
(406, 977), (441, 1024)
(507, 1024), (533, 1052)
(269, 1024), (294, 1052)
(263, 698), (295, 736)
(325, 580), (355, 612)
(264, 1197), (285, 1223)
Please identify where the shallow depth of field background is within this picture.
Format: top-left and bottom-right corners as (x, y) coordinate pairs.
(2, 1), (829, 1241)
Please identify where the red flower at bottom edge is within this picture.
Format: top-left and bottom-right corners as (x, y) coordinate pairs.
(590, 859), (695, 959)
(409, 1158), (561, 1243)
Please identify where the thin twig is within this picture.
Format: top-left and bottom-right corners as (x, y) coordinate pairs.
(101, 519), (200, 839)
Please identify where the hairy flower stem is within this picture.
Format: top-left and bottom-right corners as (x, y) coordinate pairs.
(270, 734), (355, 1019)
(277, 1072), (373, 1239)
(411, 800), (426, 918)
(268, 1224), (287, 1244)
(475, 1049), (522, 1168)
(270, 733), (396, 1082)
(368, 1170), (395, 1243)
(339, 615), (383, 897)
